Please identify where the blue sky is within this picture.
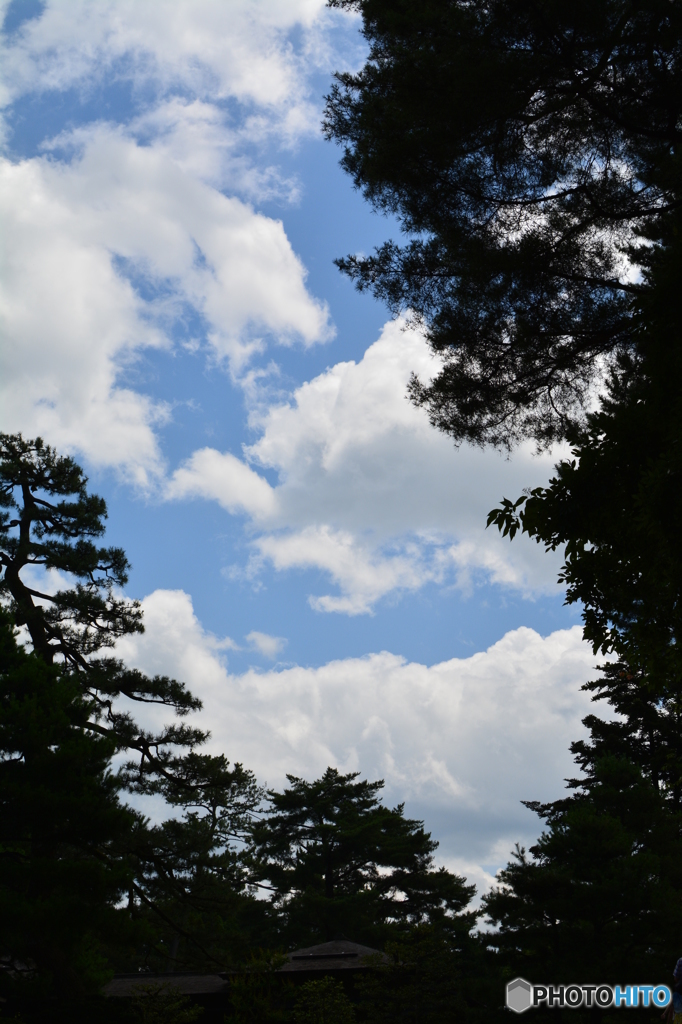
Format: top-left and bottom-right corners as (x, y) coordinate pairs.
(0, 0), (592, 893)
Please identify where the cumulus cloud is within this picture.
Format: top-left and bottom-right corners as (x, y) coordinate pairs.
(117, 588), (604, 885)
(0, 1), (561, 611)
(172, 321), (565, 609)
(0, 0), (344, 482)
(246, 321), (556, 540)
(0, 124), (331, 481)
(0, 150), (168, 484)
(127, 98), (301, 201)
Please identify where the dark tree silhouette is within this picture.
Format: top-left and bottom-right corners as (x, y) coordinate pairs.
(325, 0), (682, 447)
(249, 767), (474, 947)
(0, 433), (204, 777)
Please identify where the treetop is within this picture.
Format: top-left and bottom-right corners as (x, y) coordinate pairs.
(324, 0), (682, 447)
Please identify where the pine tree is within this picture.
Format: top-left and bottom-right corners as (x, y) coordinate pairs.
(248, 767), (474, 948)
(324, 0), (682, 447)
(325, 1), (682, 1005)
(0, 610), (138, 1019)
(0, 435), (264, 1009)
(0, 433), (204, 781)
(483, 661), (682, 1011)
(487, 219), (682, 683)
(129, 754), (275, 972)
(482, 235), (682, 1001)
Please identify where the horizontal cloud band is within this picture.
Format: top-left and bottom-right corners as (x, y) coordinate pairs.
(116, 588), (604, 890)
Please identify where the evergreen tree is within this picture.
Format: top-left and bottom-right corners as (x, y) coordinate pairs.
(488, 225), (682, 681)
(0, 433), (204, 778)
(0, 435), (267, 1007)
(483, 662), (682, 1010)
(482, 237), (682, 999)
(324, 0), (682, 447)
(129, 754), (275, 972)
(0, 611), (137, 1019)
(293, 977), (355, 1024)
(325, 0), (682, 1006)
(248, 767), (474, 948)
(354, 927), (493, 1024)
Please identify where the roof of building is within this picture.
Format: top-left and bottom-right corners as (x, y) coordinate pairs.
(104, 939), (388, 997)
(103, 973), (230, 998)
(279, 939), (387, 973)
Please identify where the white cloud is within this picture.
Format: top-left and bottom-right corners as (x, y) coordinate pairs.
(117, 588), (604, 884)
(0, 0), (345, 482)
(166, 447), (277, 518)
(0, 1), (560, 610)
(127, 98), (301, 201)
(116, 589), (239, 687)
(173, 321), (565, 608)
(0, 150), (168, 484)
(246, 630), (287, 659)
(0, 1), (352, 138)
(246, 320), (556, 541)
(253, 525), (428, 615)
(0, 124), (331, 481)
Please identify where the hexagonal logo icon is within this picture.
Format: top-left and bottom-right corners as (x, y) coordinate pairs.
(506, 978), (533, 1013)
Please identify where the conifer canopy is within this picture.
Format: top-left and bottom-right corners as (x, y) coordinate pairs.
(325, 0), (682, 447)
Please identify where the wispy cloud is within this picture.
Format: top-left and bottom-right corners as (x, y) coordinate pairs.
(246, 630), (287, 659)
(0, 1), (351, 133)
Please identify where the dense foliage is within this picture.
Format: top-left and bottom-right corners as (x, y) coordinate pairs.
(324, 0), (682, 447)
(0, 612), (136, 1008)
(0, 436), (275, 1018)
(480, 235), (682, 1003)
(327, 0), (682, 1013)
(483, 661), (682, 1011)
(0, 433), (204, 780)
(7, 1), (682, 1018)
(249, 768), (474, 948)
(129, 754), (272, 974)
(0, 442), (481, 1020)
(488, 231), (682, 677)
